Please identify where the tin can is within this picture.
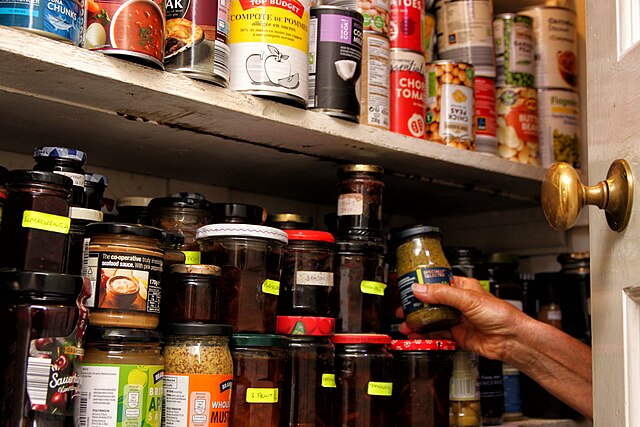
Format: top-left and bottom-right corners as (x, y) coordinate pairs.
(390, 49), (426, 138)
(475, 76), (497, 154)
(228, 0), (310, 106)
(520, 6), (577, 90)
(309, 6), (364, 121)
(435, 0), (494, 69)
(319, 0), (389, 35)
(360, 32), (390, 129)
(424, 13), (436, 62)
(496, 86), (540, 165)
(493, 13), (534, 88)
(0, 0), (83, 44)
(83, 0), (166, 69)
(425, 60), (475, 150)
(389, 0), (424, 52)
(164, 0), (218, 81)
(537, 89), (580, 168)
(213, 0), (231, 86)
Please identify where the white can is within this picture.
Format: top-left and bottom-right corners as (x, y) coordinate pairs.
(360, 32), (390, 129)
(537, 89), (580, 168)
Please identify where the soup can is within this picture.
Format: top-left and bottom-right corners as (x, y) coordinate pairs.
(212, 0), (231, 86)
(360, 31), (390, 129)
(389, 49), (426, 138)
(228, 0), (310, 106)
(319, 0), (389, 35)
(475, 75), (497, 155)
(309, 6), (364, 122)
(424, 13), (436, 62)
(164, 0), (218, 81)
(425, 60), (475, 150)
(493, 13), (534, 88)
(0, 0), (83, 44)
(496, 86), (540, 165)
(389, 0), (424, 52)
(520, 6), (577, 90)
(538, 89), (580, 168)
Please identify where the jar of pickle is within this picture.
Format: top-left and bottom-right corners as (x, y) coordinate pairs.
(116, 196), (153, 225)
(33, 146), (87, 207)
(210, 203), (267, 224)
(336, 164), (384, 240)
(266, 213), (313, 230)
(332, 334), (393, 427)
(162, 264), (221, 324)
(229, 334), (288, 427)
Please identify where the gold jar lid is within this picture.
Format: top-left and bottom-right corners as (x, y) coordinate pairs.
(337, 164), (384, 176)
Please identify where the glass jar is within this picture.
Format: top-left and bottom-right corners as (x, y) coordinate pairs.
(66, 207), (103, 275)
(266, 213), (313, 230)
(33, 146), (87, 207)
(197, 224), (288, 333)
(331, 239), (387, 333)
(80, 329), (164, 426)
(163, 323), (234, 426)
(487, 253), (523, 310)
(0, 271), (85, 427)
(558, 252), (591, 345)
(447, 247), (489, 289)
(210, 203), (267, 224)
(336, 164), (384, 240)
(502, 363), (522, 421)
(279, 230), (335, 317)
(450, 351), (482, 427)
(83, 173), (108, 211)
(0, 170), (73, 273)
(393, 225), (460, 333)
(116, 196), (154, 225)
(83, 223), (164, 329)
(332, 334), (393, 427)
(162, 264), (221, 324)
(161, 230), (187, 273)
(0, 164), (7, 231)
(229, 334), (288, 427)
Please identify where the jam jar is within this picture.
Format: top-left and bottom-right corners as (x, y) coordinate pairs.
(0, 170), (73, 273)
(162, 264), (221, 324)
(279, 230), (335, 317)
(66, 207), (103, 275)
(336, 164), (384, 240)
(330, 239), (387, 333)
(229, 334), (288, 427)
(116, 196), (154, 225)
(33, 146), (87, 207)
(197, 224), (288, 333)
(393, 225), (460, 333)
(332, 334), (393, 427)
(0, 271), (86, 427)
(83, 173), (108, 211)
(558, 252), (591, 345)
(390, 340), (457, 427)
(210, 203), (267, 224)
(266, 213), (314, 230)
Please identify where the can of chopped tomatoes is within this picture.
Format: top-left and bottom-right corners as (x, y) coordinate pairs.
(389, 49), (426, 138)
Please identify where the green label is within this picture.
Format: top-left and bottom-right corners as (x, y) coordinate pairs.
(360, 280), (387, 296)
(22, 210), (70, 234)
(479, 280), (490, 292)
(367, 381), (393, 396)
(262, 279), (280, 296)
(428, 71), (437, 97)
(182, 250), (201, 265)
(246, 388), (278, 403)
(321, 374), (336, 388)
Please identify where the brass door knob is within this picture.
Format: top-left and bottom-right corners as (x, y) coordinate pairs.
(541, 159), (634, 232)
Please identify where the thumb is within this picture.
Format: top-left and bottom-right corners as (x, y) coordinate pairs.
(412, 283), (478, 313)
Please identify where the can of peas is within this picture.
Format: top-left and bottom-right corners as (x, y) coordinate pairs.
(493, 13), (534, 88)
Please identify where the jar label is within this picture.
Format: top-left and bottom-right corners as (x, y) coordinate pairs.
(163, 373), (233, 427)
(53, 170), (86, 187)
(360, 280), (387, 296)
(337, 193), (364, 216)
(397, 267), (453, 314)
(22, 210), (71, 234)
(321, 373), (336, 388)
(296, 271), (334, 287)
(79, 364), (164, 426)
(367, 381), (393, 396)
(182, 251), (202, 265)
(246, 388), (279, 403)
(479, 280), (490, 292)
(261, 279), (281, 296)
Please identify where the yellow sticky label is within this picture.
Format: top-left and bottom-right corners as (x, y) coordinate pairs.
(246, 388), (279, 403)
(262, 279), (280, 296)
(22, 210), (70, 234)
(367, 381), (392, 396)
(321, 373), (336, 388)
(479, 280), (490, 292)
(182, 251), (201, 265)
(360, 280), (387, 296)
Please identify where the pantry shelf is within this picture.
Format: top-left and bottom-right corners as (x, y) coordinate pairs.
(0, 26), (545, 217)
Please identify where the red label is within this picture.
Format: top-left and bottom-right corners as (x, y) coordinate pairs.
(390, 51), (426, 138)
(389, 0), (425, 51)
(238, 0), (304, 18)
(475, 76), (496, 137)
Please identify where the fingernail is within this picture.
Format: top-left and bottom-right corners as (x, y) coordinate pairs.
(412, 283), (428, 294)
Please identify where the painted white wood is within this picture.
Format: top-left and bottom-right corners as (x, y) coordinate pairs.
(623, 287), (640, 427)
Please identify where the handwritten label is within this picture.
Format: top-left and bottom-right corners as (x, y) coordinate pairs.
(360, 280), (387, 296)
(367, 381), (393, 396)
(321, 374), (336, 388)
(22, 210), (70, 234)
(337, 193), (364, 216)
(296, 271), (334, 287)
(246, 388), (278, 403)
(262, 280), (280, 296)
(182, 251), (201, 265)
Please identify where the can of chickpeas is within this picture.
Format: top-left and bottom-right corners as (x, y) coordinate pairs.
(493, 13), (534, 88)
(538, 89), (580, 168)
(320, 0), (389, 35)
(425, 60), (476, 150)
(496, 86), (540, 165)
(390, 49), (426, 138)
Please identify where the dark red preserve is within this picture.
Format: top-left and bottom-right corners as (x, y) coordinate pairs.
(33, 146), (87, 207)
(162, 263), (221, 324)
(336, 164), (384, 240)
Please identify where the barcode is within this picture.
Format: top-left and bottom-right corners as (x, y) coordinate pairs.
(450, 377), (478, 399)
(81, 237), (90, 276)
(26, 357), (51, 405)
(214, 42), (230, 82)
(78, 392), (89, 426)
(308, 76), (316, 107)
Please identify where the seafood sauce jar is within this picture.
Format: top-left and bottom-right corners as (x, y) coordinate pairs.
(161, 263), (221, 324)
(336, 164), (385, 240)
(229, 334), (288, 427)
(197, 224), (288, 333)
(33, 146), (88, 207)
(332, 334), (394, 427)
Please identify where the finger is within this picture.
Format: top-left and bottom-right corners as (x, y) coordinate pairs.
(412, 283), (481, 313)
(452, 276), (486, 292)
(395, 306), (405, 319)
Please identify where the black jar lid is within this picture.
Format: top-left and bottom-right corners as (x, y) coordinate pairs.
(161, 230), (185, 246)
(33, 146), (88, 163)
(85, 173), (109, 186)
(86, 328), (161, 343)
(210, 203), (267, 224)
(337, 164), (384, 177)
(6, 169), (73, 188)
(391, 225), (442, 242)
(163, 323), (233, 337)
(336, 238), (386, 254)
(487, 252), (519, 265)
(148, 195), (212, 210)
(230, 333), (288, 348)
(85, 222), (164, 240)
(0, 270), (84, 298)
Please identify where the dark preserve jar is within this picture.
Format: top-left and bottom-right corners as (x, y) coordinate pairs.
(162, 264), (221, 324)
(33, 146), (87, 207)
(83, 173), (108, 211)
(558, 252), (591, 345)
(279, 230), (335, 317)
(487, 253), (523, 310)
(389, 340), (457, 427)
(0, 165), (7, 231)
(229, 334), (288, 427)
(336, 164), (384, 239)
(66, 207), (103, 275)
(116, 196), (153, 225)
(211, 203), (267, 224)
(0, 271), (86, 427)
(333, 334), (393, 427)
(0, 170), (72, 273)
(267, 213), (314, 230)
(331, 239), (387, 333)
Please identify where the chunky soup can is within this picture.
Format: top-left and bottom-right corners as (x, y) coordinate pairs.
(389, 49), (426, 138)
(360, 31), (390, 129)
(389, 0), (424, 52)
(0, 0), (83, 44)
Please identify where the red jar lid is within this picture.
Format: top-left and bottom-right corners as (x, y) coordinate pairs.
(389, 339), (457, 351)
(285, 230), (335, 243)
(332, 334), (392, 345)
(276, 316), (335, 336)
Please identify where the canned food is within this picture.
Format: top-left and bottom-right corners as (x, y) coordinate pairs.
(475, 76), (497, 154)
(360, 31), (390, 129)
(0, 0), (82, 44)
(520, 6), (578, 90)
(537, 89), (580, 168)
(319, 0), (389, 35)
(493, 13), (534, 88)
(425, 60), (476, 150)
(496, 86), (540, 165)
(389, 0), (424, 52)
(228, 0), (310, 106)
(423, 13), (436, 62)
(213, 0), (231, 86)
(390, 49), (426, 139)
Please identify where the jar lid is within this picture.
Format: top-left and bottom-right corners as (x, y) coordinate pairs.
(171, 264), (221, 276)
(390, 225), (442, 242)
(86, 328), (161, 343)
(85, 222), (164, 240)
(161, 230), (185, 246)
(337, 164), (384, 176)
(210, 203), (267, 224)
(285, 230), (335, 243)
(162, 323), (233, 337)
(85, 173), (109, 186)
(335, 238), (386, 254)
(389, 339), (457, 351)
(487, 252), (519, 265)
(196, 224), (288, 244)
(558, 252), (590, 263)
(34, 146), (88, 163)
(69, 207), (104, 222)
(117, 197), (154, 208)
(148, 196), (212, 210)
(6, 170), (73, 188)
(168, 192), (207, 200)
(332, 334), (392, 345)
(276, 316), (335, 336)
(267, 213), (314, 229)
(230, 333), (288, 348)
(0, 270), (84, 298)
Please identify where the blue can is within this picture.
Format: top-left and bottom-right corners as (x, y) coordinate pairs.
(0, 0), (83, 45)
